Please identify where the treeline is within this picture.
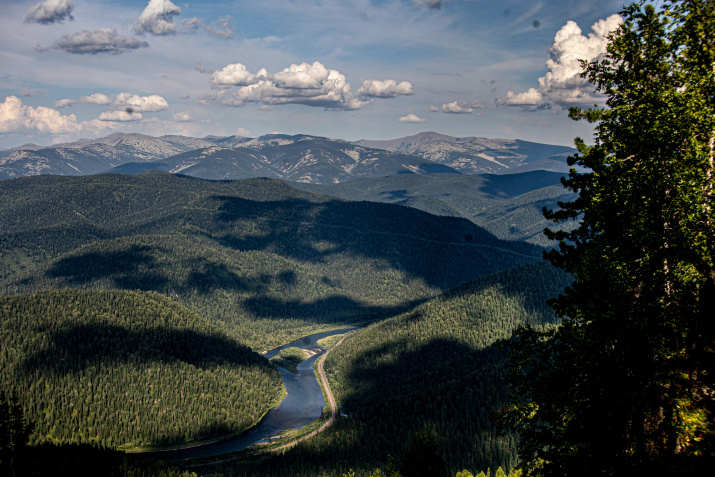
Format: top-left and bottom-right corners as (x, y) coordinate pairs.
(194, 261), (571, 476)
(0, 289), (283, 450)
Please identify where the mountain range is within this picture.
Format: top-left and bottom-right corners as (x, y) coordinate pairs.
(0, 131), (577, 183)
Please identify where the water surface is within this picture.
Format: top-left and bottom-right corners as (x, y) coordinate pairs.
(146, 327), (357, 460)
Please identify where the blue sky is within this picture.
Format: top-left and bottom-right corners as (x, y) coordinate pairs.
(0, 0), (625, 149)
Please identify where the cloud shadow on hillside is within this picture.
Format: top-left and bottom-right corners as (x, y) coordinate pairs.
(210, 195), (542, 291)
(194, 334), (515, 474)
(19, 321), (270, 376)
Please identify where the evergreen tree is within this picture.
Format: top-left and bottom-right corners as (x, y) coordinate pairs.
(502, 1), (715, 475)
(398, 425), (449, 477)
(0, 391), (32, 477)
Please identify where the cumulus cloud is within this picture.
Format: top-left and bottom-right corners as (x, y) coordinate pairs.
(357, 79), (413, 98)
(0, 96), (81, 134)
(499, 88), (543, 107)
(440, 100), (483, 114)
(429, 105), (440, 112)
(135, 0), (181, 36)
(25, 0), (75, 24)
(83, 93), (113, 105)
(203, 61), (411, 111)
(56, 93), (118, 108)
(211, 63), (262, 86)
(499, 14), (622, 108)
(398, 113), (426, 123)
(53, 93), (167, 119)
(54, 99), (75, 108)
(172, 111), (192, 122)
(98, 110), (143, 122)
(36, 28), (149, 55)
(114, 93), (169, 112)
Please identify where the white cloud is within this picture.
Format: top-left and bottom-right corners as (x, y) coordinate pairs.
(398, 113), (426, 123)
(500, 14), (623, 108)
(82, 93), (112, 105)
(54, 98), (76, 108)
(499, 88), (543, 106)
(172, 111), (192, 122)
(25, 0), (75, 24)
(56, 93), (157, 111)
(357, 79), (413, 98)
(202, 61), (412, 111)
(37, 28), (149, 55)
(272, 62), (336, 89)
(98, 110), (143, 122)
(441, 100), (483, 114)
(135, 0), (182, 36)
(211, 63), (262, 86)
(236, 127), (252, 137)
(429, 105), (440, 112)
(114, 93), (169, 112)
(0, 96), (82, 134)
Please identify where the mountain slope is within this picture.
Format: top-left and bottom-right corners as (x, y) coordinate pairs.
(0, 289), (283, 450)
(1, 133), (460, 183)
(356, 131), (576, 174)
(292, 171), (577, 246)
(0, 172), (542, 350)
(203, 261), (572, 476)
(2, 131), (579, 183)
(0, 132), (219, 180)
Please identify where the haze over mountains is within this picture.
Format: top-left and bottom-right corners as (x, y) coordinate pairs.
(0, 131), (577, 183)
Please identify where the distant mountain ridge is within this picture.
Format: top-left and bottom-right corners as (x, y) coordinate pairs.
(1, 131), (577, 183)
(356, 131), (577, 174)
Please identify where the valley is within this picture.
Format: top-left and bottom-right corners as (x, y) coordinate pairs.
(0, 131), (575, 476)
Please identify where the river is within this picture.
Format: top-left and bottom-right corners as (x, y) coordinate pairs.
(145, 327), (357, 461)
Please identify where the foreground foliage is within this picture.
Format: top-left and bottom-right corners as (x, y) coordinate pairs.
(503, 1), (715, 474)
(0, 289), (282, 449)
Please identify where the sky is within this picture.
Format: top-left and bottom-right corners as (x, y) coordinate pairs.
(0, 0), (626, 150)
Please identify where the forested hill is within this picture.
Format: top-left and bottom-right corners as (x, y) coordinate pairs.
(0, 289), (283, 450)
(202, 261), (572, 477)
(292, 170), (577, 246)
(0, 172), (542, 350)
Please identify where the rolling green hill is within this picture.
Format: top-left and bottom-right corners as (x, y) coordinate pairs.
(0, 289), (283, 450)
(292, 171), (577, 246)
(0, 172), (542, 350)
(200, 261), (572, 476)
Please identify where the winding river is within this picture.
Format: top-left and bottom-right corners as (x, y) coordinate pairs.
(145, 327), (357, 461)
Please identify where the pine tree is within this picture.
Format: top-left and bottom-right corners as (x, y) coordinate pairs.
(502, 1), (715, 475)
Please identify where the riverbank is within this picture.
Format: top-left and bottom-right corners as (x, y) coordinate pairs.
(269, 334), (346, 452)
(140, 327), (358, 460)
(125, 385), (287, 454)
